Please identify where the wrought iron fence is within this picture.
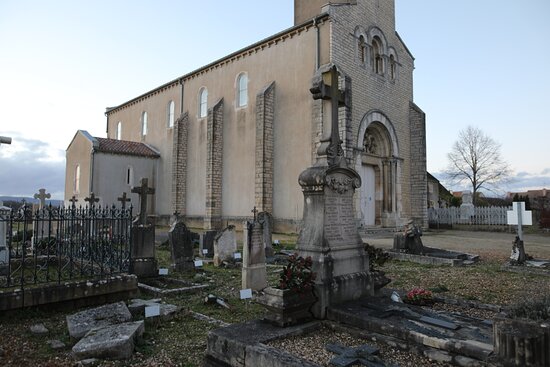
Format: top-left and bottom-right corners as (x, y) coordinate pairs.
(0, 203), (133, 289)
(428, 206), (511, 227)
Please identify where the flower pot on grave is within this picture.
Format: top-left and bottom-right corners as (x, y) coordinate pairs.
(255, 286), (316, 327)
(493, 317), (550, 366)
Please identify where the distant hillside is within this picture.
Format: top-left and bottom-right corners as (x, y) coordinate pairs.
(0, 196), (64, 207)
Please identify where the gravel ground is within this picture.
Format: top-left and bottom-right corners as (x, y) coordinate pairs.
(268, 325), (452, 367)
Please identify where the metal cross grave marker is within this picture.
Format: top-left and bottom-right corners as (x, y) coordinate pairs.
(33, 188), (51, 209)
(326, 343), (393, 367)
(131, 178), (155, 225)
(117, 192), (131, 209)
(507, 202), (532, 241)
(69, 195), (78, 208)
(85, 192), (100, 207)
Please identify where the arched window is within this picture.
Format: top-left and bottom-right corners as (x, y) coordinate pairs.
(74, 165), (80, 194)
(167, 100), (175, 128)
(237, 73), (248, 107)
(199, 88), (208, 118)
(372, 36), (383, 75)
(141, 111), (148, 136)
(116, 121), (122, 140)
(358, 35), (367, 65)
(389, 54), (396, 80)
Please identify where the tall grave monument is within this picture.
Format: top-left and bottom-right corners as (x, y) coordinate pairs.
(130, 178), (157, 277)
(296, 65), (372, 318)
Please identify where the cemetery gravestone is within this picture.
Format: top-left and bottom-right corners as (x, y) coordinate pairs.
(213, 225), (237, 267)
(200, 230), (217, 258)
(460, 191), (475, 221)
(296, 66), (371, 318)
(242, 220), (267, 290)
(32, 188), (52, 251)
(130, 178), (157, 277)
(168, 218), (195, 271)
(0, 203), (11, 274)
(257, 211), (274, 258)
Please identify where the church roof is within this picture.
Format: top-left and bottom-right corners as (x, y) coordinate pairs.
(94, 138), (160, 158)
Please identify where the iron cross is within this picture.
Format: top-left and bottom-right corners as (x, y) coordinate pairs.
(131, 178), (155, 225)
(33, 188), (51, 209)
(85, 192), (100, 207)
(69, 195), (78, 208)
(117, 192), (131, 209)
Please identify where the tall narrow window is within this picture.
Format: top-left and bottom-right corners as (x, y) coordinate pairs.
(199, 88), (208, 118)
(141, 111), (148, 136)
(372, 37), (383, 74)
(237, 73), (248, 107)
(358, 36), (367, 64)
(116, 121), (122, 140)
(126, 166), (134, 186)
(74, 165), (80, 194)
(389, 54), (396, 80)
(167, 100), (175, 128)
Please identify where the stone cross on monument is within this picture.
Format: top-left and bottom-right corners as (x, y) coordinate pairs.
(310, 65), (347, 168)
(117, 192), (131, 209)
(84, 192), (99, 207)
(131, 178), (155, 225)
(251, 206), (258, 221)
(33, 188), (51, 209)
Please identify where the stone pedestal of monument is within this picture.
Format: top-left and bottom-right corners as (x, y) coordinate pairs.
(130, 224), (157, 278)
(296, 165), (373, 319)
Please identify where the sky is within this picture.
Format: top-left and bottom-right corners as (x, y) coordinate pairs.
(1, 0), (549, 200)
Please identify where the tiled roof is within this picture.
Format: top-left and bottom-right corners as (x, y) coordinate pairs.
(95, 138), (160, 158)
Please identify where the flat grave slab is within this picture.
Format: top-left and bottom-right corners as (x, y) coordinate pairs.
(138, 277), (208, 297)
(66, 301), (132, 340)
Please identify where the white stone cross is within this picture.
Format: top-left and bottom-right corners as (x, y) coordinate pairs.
(33, 188), (51, 209)
(507, 202), (532, 241)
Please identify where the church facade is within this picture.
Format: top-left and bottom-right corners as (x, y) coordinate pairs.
(65, 0), (427, 232)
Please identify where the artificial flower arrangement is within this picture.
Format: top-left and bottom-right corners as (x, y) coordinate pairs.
(404, 287), (433, 305)
(278, 253), (316, 294)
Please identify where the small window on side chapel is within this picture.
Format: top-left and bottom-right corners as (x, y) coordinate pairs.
(199, 88), (208, 118)
(141, 111), (148, 136)
(126, 166), (134, 186)
(237, 73), (248, 107)
(358, 36), (367, 65)
(167, 100), (175, 128)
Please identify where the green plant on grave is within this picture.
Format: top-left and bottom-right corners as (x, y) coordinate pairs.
(278, 253), (316, 293)
(508, 295), (550, 321)
(364, 243), (390, 271)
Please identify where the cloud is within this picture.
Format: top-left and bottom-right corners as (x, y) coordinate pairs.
(430, 169), (550, 196)
(0, 136), (65, 199)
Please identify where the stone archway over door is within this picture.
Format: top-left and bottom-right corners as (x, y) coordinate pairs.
(359, 165), (376, 225)
(357, 111), (401, 227)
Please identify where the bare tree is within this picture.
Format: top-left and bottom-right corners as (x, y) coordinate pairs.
(445, 126), (510, 205)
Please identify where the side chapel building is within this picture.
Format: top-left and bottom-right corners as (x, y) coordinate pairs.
(65, 0), (428, 232)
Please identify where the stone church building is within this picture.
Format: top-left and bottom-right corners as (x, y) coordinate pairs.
(65, 0), (427, 232)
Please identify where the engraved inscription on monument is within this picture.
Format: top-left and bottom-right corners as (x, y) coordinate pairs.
(325, 181), (357, 246)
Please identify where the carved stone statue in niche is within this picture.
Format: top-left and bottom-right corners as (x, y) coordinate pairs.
(364, 132), (377, 154)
